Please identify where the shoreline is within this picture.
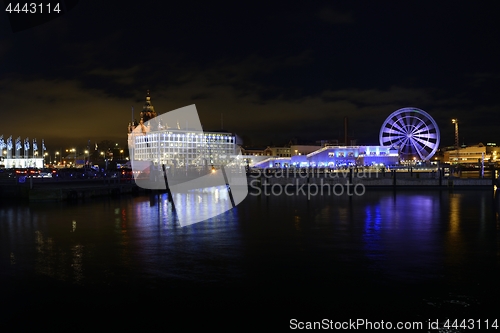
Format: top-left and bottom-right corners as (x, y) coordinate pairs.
(0, 172), (496, 202)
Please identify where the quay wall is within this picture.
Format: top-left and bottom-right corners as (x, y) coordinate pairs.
(245, 171), (495, 189)
(0, 170), (495, 202)
(0, 178), (143, 202)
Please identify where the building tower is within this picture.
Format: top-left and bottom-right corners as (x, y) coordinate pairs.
(140, 90), (157, 122)
(128, 90), (158, 134)
(128, 90), (158, 158)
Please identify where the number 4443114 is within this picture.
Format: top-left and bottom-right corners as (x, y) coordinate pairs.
(443, 319), (498, 330)
(5, 3), (61, 14)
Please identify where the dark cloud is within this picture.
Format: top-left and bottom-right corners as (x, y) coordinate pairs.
(317, 7), (354, 25)
(0, 1), (499, 151)
(88, 66), (142, 85)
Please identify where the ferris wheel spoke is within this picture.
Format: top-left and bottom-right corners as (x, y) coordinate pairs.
(403, 113), (415, 128)
(412, 124), (435, 136)
(413, 132), (438, 141)
(386, 119), (407, 134)
(409, 138), (427, 160)
(410, 137), (429, 153)
(386, 137), (404, 151)
(400, 137), (411, 151)
(409, 116), (420, 130)
(423, 122), (435, 130)
(409, 120), (426, 134)
(394, 112), (411, 127)
(381, 136), (406, 146)
(392, 135), (407, 146)
(413, 136), (436, 150)
(397, 115), (412, 133)
(411, 128), (429, 137)
(381, 136), (399, 144)
(382, 128), (406, 136)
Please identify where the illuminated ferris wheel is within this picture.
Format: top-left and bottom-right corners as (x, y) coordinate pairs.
(379, 107), (440, 161)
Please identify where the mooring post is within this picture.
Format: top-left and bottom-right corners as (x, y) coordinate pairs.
(220, 166), (235, 208)
(162, 164), (176, 212)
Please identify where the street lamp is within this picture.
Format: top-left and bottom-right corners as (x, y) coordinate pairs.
(100, 151), (107, 170)
(55, 151), (59, 165)
(84, 150), (89, 168)
(120, 149), (124, 160)
(452, 119), (459, 165)
(70, 148), (76, 167)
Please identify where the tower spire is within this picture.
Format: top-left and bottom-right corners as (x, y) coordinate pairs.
(140, 89), (156, 122)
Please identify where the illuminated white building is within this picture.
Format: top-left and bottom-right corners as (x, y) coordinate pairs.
(127, 91), (238, 168)
(131, 129), (237, 167)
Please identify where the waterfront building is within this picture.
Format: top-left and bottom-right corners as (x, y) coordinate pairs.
(127, 91), (239, 169)
(443, 143), (490, 165)
(486, 143), (499, 164)
(241, 147), (273, 156)
(290, 144), (322, 156)
(0, 136), (46, 168)
(251, 145), (399, 168)
(0, 157), (43, 168)
(241, 145), (291, 157)
(270, 146), (291, 157)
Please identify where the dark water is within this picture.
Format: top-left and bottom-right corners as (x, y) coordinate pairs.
(1, 189), (500, 331)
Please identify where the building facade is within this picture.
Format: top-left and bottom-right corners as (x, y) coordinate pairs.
(443, 143), (489, 165)
(128, 91), (238, 168)
(251, 145), (399, 168)
(0, 136), (46, 168)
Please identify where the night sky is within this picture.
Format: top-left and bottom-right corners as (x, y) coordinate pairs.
(1, 1), (499, 150)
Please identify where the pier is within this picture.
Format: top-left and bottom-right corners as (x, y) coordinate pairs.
(246, 168), (497, 191)
(0, 177), (142, 202)
(0, 167), (497, 203)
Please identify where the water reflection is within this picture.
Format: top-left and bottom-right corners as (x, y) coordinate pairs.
(448, 192), (462, 238)
(361, 194), (442, 283)
(173, 186), (232, 227)
(0, 190), (498, 304)
(72, 244), (84, 284)
(363, 203), (382, 262)
(35, 230), (59, 280)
